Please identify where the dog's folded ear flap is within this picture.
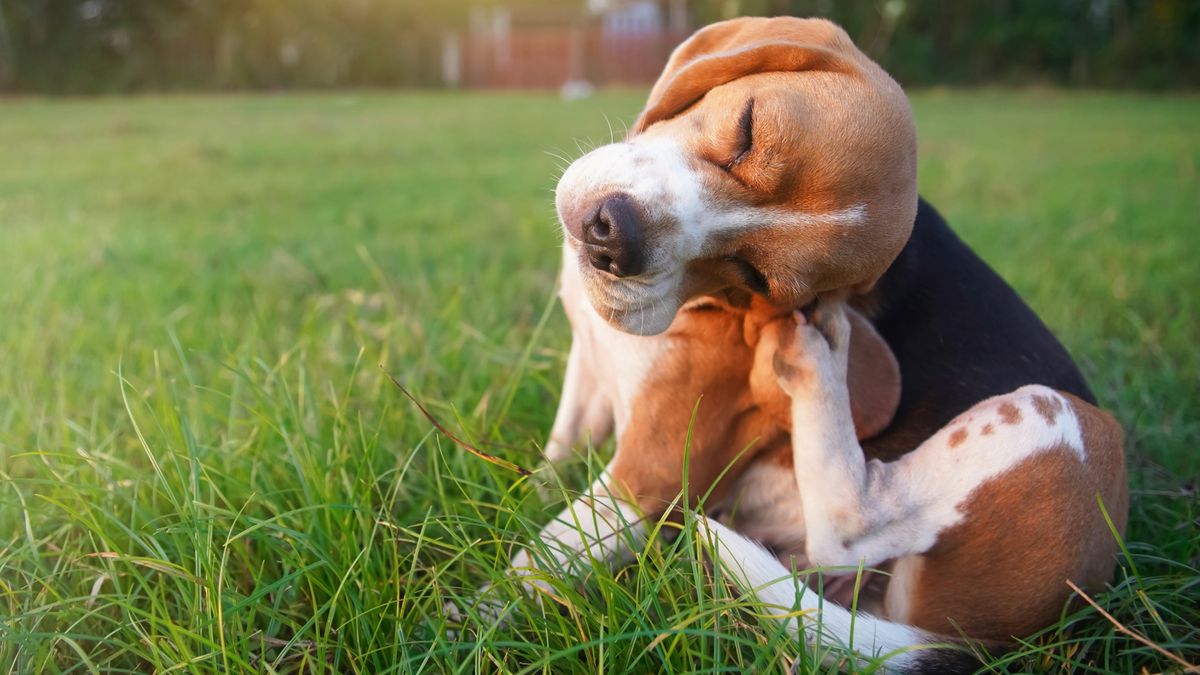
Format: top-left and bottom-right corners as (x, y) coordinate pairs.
(846, 309), (901, 441)
(632, 17), (862, 134)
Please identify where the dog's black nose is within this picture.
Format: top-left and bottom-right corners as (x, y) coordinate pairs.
(583, 193), (645, 277)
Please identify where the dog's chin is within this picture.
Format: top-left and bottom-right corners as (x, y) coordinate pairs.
(583, 281), (680, 336)
(597, 300), (679, 336)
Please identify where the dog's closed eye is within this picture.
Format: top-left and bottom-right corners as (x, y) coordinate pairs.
(724, 98), (755, 170)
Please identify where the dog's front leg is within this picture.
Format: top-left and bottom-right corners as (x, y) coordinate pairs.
(508, 471), (644, 591)
(450, 470), (644, 633)
(544, 338), (614, 464)
(765, 303), (923, 570)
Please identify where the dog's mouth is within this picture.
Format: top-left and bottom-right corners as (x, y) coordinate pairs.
(579, 269), (682, 335)
(578, 250), (772, 331)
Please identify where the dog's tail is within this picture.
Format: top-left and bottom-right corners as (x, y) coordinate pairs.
(704, 519), (985, 674)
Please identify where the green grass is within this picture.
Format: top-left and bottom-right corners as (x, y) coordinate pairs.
(1, 89), (1197, 673)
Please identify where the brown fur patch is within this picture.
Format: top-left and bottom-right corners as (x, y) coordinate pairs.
(764, 441), (794, 468)
(609, 304), (776, 513)
(843, 309), (902, 440)
(948, 427), (968, 448)
(1032, 394), (1064, 426)
(1060, 392), (1129, 585)
(998, 402), (1022, 425)
(981, 423), (994, 436)
(902, 391), (1127, 641)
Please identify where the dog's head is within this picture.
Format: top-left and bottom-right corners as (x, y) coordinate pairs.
(555, 17), (917, 335)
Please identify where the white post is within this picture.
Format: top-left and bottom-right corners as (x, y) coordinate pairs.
(441, 32), (462, 87)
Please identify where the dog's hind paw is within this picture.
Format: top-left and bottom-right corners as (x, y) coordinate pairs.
(769, 300), (851, 397)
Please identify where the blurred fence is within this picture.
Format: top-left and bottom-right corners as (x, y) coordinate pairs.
(0, 0), (1197, 93)
(459, 26), (689, 89)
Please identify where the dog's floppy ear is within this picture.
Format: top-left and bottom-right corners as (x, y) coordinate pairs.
(845, 308), (901, 440)
(633, 17), (862, 134)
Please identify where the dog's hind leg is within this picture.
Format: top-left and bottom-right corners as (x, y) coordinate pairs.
(762, 302), (1121, 574)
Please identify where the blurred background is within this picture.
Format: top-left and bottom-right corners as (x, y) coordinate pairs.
(1, 0), (1198, 94)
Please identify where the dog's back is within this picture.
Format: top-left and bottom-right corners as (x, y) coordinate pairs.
(859, 198), (1096, 460)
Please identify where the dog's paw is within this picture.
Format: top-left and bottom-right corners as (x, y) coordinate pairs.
(543, 437), (574, 465)
(443, 600), (467, 641)
(443, 589), (509, 641)
(771, 301), (851, 396)
(442, 566), (563, 641)
(807, 300), (851, 372)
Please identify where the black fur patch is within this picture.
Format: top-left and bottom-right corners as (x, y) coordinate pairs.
(858, 198), (1096, 461)
(907, 646), (985, 675)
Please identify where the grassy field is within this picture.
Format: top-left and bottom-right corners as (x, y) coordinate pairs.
(1, 90), (1197, 673)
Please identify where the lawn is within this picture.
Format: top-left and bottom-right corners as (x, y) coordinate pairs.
(1, 90), (1197, 673)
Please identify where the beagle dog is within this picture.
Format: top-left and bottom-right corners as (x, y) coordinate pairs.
(471, 17), (1127, 673)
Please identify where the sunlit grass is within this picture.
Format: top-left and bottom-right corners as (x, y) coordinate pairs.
(1, 90), (1197, 673)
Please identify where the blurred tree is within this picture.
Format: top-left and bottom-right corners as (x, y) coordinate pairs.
(0, 0), (1195, 92)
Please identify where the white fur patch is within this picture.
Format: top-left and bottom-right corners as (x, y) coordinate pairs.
(513, 472), (645, 582)
(700, 517), (924, 671)
(883, 556), (922, 623)
(721, 459), (808, 559)
(793, 383), (1089, 568)
(555, 254), (672, 438)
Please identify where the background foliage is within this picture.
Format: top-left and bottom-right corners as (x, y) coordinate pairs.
(0, 0), (1198, 93)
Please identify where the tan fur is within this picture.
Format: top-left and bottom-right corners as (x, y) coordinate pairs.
(998, 401), (1022, 425)
(634, 18), (863, 133)
(623, 16), (918, 310)
(947, 427), (968, 448)
(1032, 393), (1065, 425)
(606, 299), (899, 512)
